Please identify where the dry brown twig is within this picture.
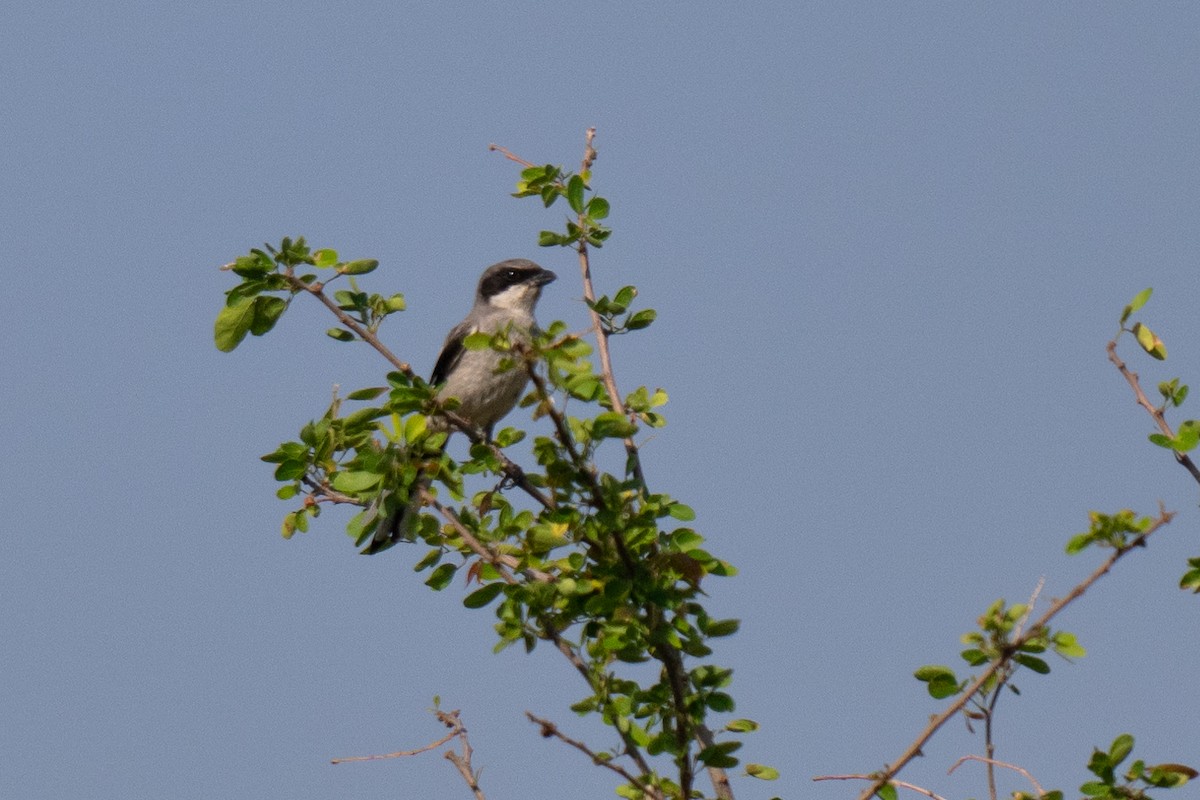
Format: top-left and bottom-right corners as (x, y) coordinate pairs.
(526, 712), (660, 799)
(813, 774), (948, 800)
(948, 755), (1047, 798)
(332, 709), (486, 800)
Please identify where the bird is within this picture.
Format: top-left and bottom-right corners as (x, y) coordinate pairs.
(363, 259), (557, 554)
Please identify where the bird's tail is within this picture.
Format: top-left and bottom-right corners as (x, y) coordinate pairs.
(361, 465), (433, 555)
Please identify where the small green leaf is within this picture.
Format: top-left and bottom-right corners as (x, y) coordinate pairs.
(425, 563), (457, 590)
(669, 503), (696, 521)
(313, 248), (339, 267)
(1133, 322), (1167, 360)
(463, 582), (505, 609)
(331, 471), (383, 493)
(725, 719), (759, 733)
(327, 328), (355, 342)
(745, 764), (779, 780)
(346, 387), (388, 401)
(385, 293), (406, 312)
(586, 196), (610, 220)
(337, 259), (379, 275)
(1109, 733), (1135, 766)
(1128, 287), (1153, 314)
(626, 308), (657, 331)
(697, 740), (741, 768)
(567, 174), (586, 213)
(592, 411), (637, 439)
(876, 784), (898, 800)
(1014, 654), (1050, 674)
(706, 692), (735, 712)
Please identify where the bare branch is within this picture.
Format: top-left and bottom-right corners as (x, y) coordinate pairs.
(333, 709), (486, 800)
(525, 712), (659, 799)
(949, 755), (1046, 798)
(488, 142), (535, 169)
(814, 774), (948, 800)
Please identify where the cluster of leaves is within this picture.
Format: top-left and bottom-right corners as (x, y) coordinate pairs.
(1118, 288), (1199, 454)
(1075, 734), (1197, 799)
(514, 164), (612, 249)
(217, 155), (767, 799)
(914, 598), (1084, 702)
(215, 236), (400, 353)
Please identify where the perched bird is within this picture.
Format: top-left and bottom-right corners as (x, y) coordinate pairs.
(364, 259), (557, 553)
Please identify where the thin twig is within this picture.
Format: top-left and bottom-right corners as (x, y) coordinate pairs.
(525, 712), (658, 798)
(813, 774), (948, 800)
(488, 143), (535, 169)
(285, 272), (413, 376)
(1107, 339), (1200, 485)
(330, 729), (458, 763)
(853, 506), (1174, 800)
(948, 755), (1046, 798)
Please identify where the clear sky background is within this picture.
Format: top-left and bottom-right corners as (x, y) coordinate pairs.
(4, 3), (1199, 799)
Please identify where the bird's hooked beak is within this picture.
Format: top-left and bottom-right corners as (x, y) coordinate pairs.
(534, 269), (557, 287)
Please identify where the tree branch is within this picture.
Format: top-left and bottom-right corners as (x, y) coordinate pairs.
(526, 711), (660, 799)
(813, 774), (948, 800)
(1107, 338), (1200, 485)
(948, 755), (1046, 799)
(852, 506), (1174, 800)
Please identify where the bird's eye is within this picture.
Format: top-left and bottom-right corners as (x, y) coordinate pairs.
(504, 269), (520, 281)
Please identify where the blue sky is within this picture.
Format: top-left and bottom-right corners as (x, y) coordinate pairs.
(4, 3), (1199, 799)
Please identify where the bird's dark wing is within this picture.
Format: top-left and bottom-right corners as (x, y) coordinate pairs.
(430, 320), (473, 385)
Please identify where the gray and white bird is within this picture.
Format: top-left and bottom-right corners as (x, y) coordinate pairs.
(364, 259), (557, 553)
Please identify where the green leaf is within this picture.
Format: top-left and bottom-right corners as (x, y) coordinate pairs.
(669, 503), (696, 521)
(1145, 763), (1198, 787)
(425, 563), (457, 590)
(1052, 631), (1087, 659)
(1148, 433), (1174, 449)
(1014, 654), (1050, 674)
(914, 665), (960, 698)
(250, 295), (286, 336)
(592, 411), (637, 439)
(384, 293), (406, 312)
(312, 248), (339, 267)
(1128, 287), (1153, 315)
(745, 764), (779, 780)
(463, 582), (505, 609)
(214, 296), (257, 352)
(586, 196), (610, 220)
(1109, 733), (1134, 766)
(1133, 322), (1167, 360)
(626, 308), (657, 330)
(706, 692), (735, 712)
(875, 784), (898, 800)
(697, 740), (741, 768)
(326, 328), (355, 342)
(346, 387), (388, 401)
(567, 174), (586, 213)
(337, 259), (379, 275)
(1079, 782), (1110, 797)
(331, 471), (383, 493)
(725, 719), (759, 733)
(704, 618), (740, 637)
